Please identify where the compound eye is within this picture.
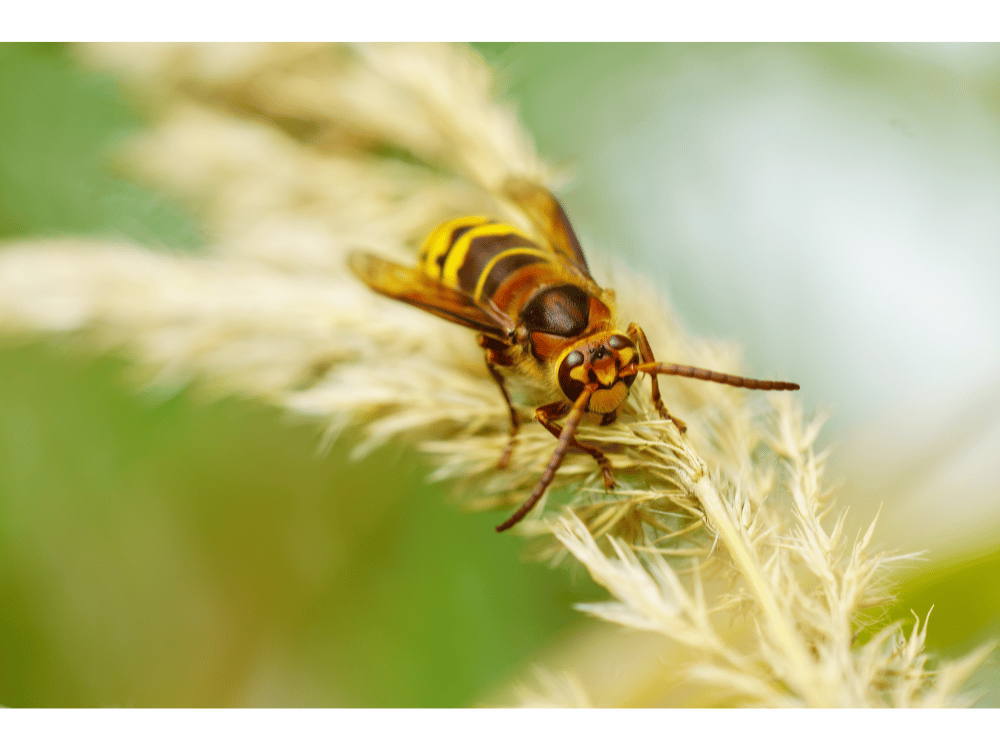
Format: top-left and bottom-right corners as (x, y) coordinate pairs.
(557, 349), (587, 402)
(607, 334), (632, 350)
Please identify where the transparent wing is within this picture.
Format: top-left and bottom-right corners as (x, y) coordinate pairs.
(349, 251), (508, 338)
(503, 178), (591, 279)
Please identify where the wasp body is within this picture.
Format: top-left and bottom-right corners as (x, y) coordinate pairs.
(350, 180), (799, 532)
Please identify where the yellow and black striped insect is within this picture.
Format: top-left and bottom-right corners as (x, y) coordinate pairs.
(350, 179), (799, 532)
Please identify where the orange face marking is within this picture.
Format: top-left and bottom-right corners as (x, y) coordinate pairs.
(554, 331), (639, 414)
(592, 356), (618, 387)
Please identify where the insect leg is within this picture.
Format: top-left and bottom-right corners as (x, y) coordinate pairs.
(627, 323), (688, 433)
(536, 401), (616, 490)
(496, 384), (597, 533)
(478, 334), (520, 469)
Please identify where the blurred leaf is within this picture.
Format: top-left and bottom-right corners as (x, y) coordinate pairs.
(0, 43), (200, 248)
(891, 547), (1000, 707)
(0, 344), (595, 706)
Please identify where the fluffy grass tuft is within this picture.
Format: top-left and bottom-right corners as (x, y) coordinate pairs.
(0, 43), (988, 706)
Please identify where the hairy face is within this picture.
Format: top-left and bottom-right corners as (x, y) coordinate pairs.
(555, 332), (638, 413)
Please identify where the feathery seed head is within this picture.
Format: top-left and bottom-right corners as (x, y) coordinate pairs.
(0, 43), (988, 707)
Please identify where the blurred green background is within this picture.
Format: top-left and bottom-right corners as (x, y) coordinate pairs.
(1, 43), (998, 706)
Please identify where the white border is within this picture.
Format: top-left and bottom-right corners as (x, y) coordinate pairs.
(4, 1), (1000, 43)
(2, 707), (999, 748)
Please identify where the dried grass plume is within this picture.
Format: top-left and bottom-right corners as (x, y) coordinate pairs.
(0, 43), (988, 707)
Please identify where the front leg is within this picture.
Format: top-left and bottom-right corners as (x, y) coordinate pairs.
(627, 323), (687, 433)
(496, 385), (598, 532)
(535, 401), (616, 490)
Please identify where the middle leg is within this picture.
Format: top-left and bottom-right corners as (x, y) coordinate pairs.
(627, 323), (688, 433)
(479, 334), (520, 469)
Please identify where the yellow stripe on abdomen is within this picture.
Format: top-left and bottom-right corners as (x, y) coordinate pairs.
(440, 223), (522, 289)
(473, 247), (552, 301)
(419, 217), (556, 302)
(419, 216), (491, 281)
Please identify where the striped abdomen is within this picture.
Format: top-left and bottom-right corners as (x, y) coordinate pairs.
(419, 217), (564, 311)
